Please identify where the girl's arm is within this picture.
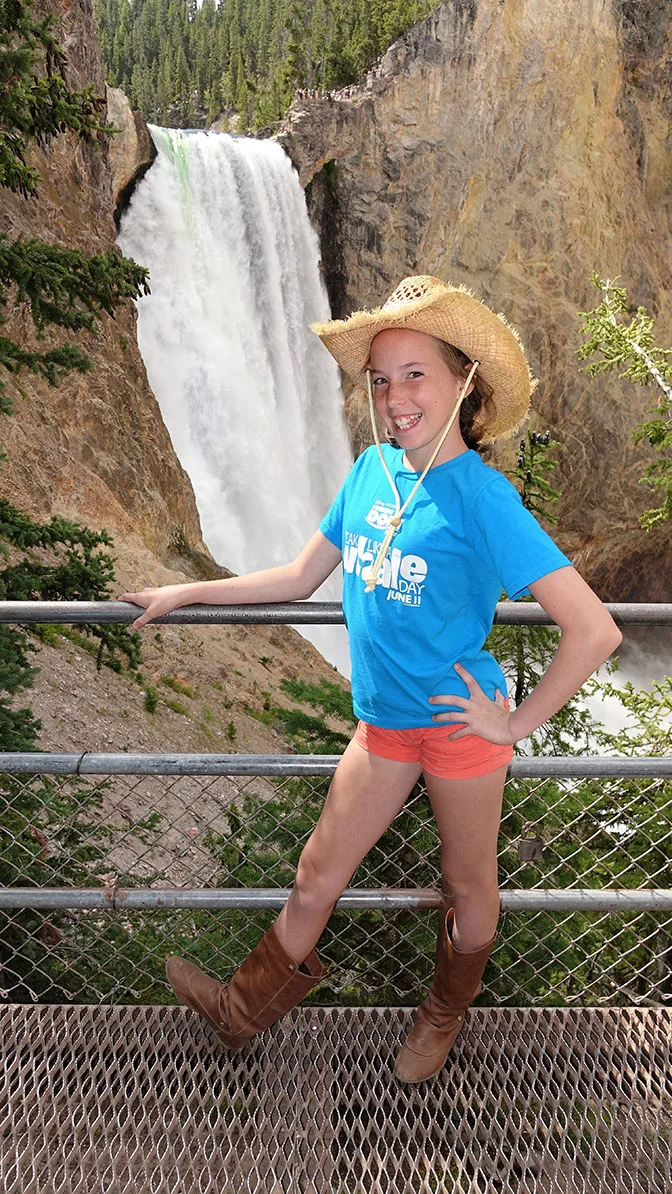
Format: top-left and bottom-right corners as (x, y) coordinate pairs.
(503, 566), (622, 742)
(119, 531), (343, 631)
(430, 565), (623, 744)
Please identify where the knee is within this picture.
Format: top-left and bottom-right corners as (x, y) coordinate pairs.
(442, 865), (498, 899)
(294, 844), (345, 909)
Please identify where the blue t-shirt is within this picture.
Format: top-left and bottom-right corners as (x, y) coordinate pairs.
(319, 444), (572, 729)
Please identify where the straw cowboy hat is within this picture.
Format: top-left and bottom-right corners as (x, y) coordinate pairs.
(310, 274), (537, 442)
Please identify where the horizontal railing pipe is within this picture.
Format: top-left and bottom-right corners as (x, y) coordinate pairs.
(2, 753), (672, 777)
(2, 888), (672, 912)
(1, 600), (672, 626)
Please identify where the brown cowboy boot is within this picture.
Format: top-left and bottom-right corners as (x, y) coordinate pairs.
(394, 905), (497, 1083)
(165, 924), (329, 1050)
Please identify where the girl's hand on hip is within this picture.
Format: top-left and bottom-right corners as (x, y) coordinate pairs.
(428, 662), (516, 745)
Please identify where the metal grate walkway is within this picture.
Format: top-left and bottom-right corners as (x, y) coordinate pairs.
(1, 1005), (670, 1193)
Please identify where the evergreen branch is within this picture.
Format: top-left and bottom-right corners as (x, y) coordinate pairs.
(577, 273), (672, 529)
(0, 0), (116, 196)
(0, 500), (114, 553)
(577, 274), (672, 403)
(0, 236), (150, 331)
(0, 134), (41, 196)
(0, 336), (94, 392)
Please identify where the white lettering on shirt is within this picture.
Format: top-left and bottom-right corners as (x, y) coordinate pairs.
(343, 531), (427, 607)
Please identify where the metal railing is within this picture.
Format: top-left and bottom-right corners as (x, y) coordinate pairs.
(3, 598), (672, 624)
(1, 601), (671, 1009)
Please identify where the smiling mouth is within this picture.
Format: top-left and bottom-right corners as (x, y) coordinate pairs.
(392, 413), (422, 431)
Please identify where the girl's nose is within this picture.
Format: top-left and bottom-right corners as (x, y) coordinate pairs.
(385, 384), (405, 409)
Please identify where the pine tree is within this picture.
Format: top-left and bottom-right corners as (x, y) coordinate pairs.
(92, 0), (438, 130)
(310, 0), (330, 87)
(157, 44), (174, 122)
(348, 0), (376, 77)
(281, 0), (306, 102)
(485, 431), (598, 756)
(322, 1), (350, 91)
(174, 40), (191, 122)
(234, 49), (252, 127)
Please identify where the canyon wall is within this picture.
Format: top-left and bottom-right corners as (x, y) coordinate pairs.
(277, 0), (672, 599)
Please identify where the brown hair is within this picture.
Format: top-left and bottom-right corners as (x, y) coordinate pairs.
(433, 340), (496, 455)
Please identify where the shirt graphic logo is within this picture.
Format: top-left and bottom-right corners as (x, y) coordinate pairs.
(364, 500), (396, 530)
(343, 530), (428, 606)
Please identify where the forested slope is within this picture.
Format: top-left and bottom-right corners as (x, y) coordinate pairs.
(94, 0), (435, 129)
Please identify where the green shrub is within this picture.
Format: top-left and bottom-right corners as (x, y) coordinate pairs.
(280, 676), (356, 725)
(161, 674), (196, 699)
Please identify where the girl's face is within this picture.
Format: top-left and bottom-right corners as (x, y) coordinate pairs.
(368, 328), (474, 470)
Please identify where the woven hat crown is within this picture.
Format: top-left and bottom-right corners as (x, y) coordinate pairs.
(382, 276), (442, 308)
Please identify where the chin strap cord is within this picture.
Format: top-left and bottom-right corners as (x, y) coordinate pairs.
(363, 360), (480, 593)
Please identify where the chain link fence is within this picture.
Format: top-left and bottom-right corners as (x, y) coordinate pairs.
(1, 599), (671, 1013)
(2, 755), (671, 1008)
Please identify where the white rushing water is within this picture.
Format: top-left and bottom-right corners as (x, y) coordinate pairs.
(117, 127), (352, 674)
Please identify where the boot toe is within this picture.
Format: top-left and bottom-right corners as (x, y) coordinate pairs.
(165, 954), (189, 981)
(165, 956), (252, 1050)
(394, 1042), (445, 1084)
(165, 954), (203, 998)
(166, 957), (222, 1024)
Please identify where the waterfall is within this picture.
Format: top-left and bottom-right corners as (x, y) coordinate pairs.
(117, 127), (352, 675)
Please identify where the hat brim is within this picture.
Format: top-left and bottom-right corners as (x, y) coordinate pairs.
(311, 282), (535, 441)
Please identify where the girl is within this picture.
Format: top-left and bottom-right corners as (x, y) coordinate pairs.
(120, 275), (622, 1084)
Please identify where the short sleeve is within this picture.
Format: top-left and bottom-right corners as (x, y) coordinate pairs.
(319, 473), (348, 549)
(470, 472), (573, 599)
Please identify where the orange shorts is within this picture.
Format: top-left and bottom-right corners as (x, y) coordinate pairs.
(354, 703), (514, 780)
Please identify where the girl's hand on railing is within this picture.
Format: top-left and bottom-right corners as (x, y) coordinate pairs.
(117, 586), (190, 631)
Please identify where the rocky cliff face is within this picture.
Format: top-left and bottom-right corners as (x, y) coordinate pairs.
(277, 0), (672, 599)
(0, 0), (203, 567)
(106, 84), (157, 223)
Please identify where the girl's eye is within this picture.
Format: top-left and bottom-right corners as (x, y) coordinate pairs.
(372, 376), (387, 386)
(408, 371), (423, 379)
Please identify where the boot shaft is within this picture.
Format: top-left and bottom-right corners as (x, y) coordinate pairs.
(226, 926), (328, 1036)
(431, 906), (496, 1012)
(166, 925), (329, 1050)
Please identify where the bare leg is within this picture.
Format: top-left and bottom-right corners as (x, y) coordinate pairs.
(423, 763), (508, 951)
(274, 736), (422, 963)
